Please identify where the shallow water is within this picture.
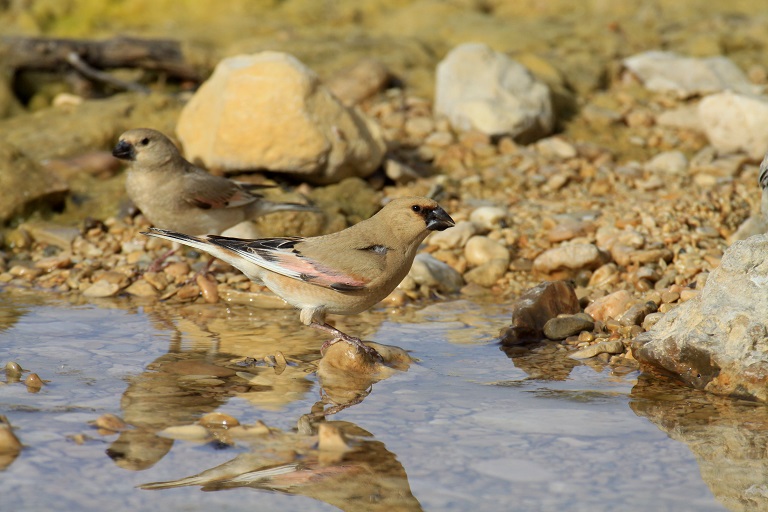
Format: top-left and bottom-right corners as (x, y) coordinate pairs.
(1, 287), (765, 512)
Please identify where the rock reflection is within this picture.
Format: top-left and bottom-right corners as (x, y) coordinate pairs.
(500, 341), (580, 380)
(630, 373), (768, 512)
(140, 416), (422, 512)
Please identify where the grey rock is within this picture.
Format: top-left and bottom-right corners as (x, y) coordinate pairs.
(698, 91), (768, 160)
(407, 253), (464, 294)
(435, 43), (554, 141)
(633, 234), (768, 402)
(623, 51), (762, 99)
(619, 301), (657, 326)
(543, 314), (595, 341)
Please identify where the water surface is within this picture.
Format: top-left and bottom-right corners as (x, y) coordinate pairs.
(1, 288), (763, 511)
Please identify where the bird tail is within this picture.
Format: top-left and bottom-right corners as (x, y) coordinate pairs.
(142, 228), (245, 268)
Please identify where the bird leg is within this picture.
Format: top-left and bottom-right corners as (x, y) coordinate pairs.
(310, 322), (381, 359)
(146, 247), (177, 273)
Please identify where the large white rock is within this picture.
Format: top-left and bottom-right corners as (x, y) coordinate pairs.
(435, 43), (554, 141)
(698, 91), (768, 159)
(177, 52), (386, 184)
(623, 51), (762, 99)
(633, 234), (768, 402)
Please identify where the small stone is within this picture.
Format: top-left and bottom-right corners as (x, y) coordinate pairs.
(92, 413), (127, 432)
(569, 340), (625, 360)
(198, 412), (239, 429)
(196, 274), (219, 304)
(661, 290), (680, 303)
(464, 259), (508, 287)
(533, 243), (604, 275)
(9, 265), (43, 280)
(465, 236), (510, 267)
(469, 206), (508, 232)
(584, 290), (633, 322)
(163, 261), (191, 281)
(124, 280), (158, 297)
(407, 253), (464, 293)
(20, 222), (80, 249)
(500, 280), (580, 345)
(4, 362), (22, 378)
(619, 301), (658, 326)
(642, 312), (665, 331)
(325, 57), (389, 106)
(543, 314), (595, 341)
(428, 220), (477, 249)
(680, 289), (699, 302)
(34, 255), (73, 271)
(143, 271), (169, 291)
(82, 280), (120, 298)
(24, 373), (43, 389)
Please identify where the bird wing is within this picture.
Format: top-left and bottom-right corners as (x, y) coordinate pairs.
(181, 171), (260, 210)
(206, 235), (370, 291)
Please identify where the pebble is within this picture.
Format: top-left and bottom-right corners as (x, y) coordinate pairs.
(469, 206), (508, 232)
(124, 280), (157, 297)
(464, 236), (510, 267)
(82, 280), (120, 298)
(428, 220), (477, 249)
(163, 261), (191, 281)
(158, 424), (210, 441)
(92, 413), (128, 432)
(584, 290), (633, 322)
(543, 313), (595, 341)
(198, 412), (240, 429)
(569, 340), (626, 360)
(642, 312), (665, 331)
(24, 373), (43, 389)
(533, 243), (604, 274)
(404, 253), (464, 293)
(619, 301), (657, 326)
(143, 271), (169, 291)
(463, 259), (508, 287)
(4, 362), (22, 378)
(196, 274), (219, 303)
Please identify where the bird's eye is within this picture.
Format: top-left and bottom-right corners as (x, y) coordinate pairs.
(411, 205), (422, 213)
(140, 138), (150, 146)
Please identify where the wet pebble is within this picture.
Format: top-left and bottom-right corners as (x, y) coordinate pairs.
(543, 313), (595, 341)
(82, 280), (120, 298)
(198, 412), (240, 429)
(143, 271), (168, 291)
(24, 373), (43, 390)
(92, 413), (128, 432)
(463, 259), (508, 287)
(569, 340), (626, 360)
(124, 280), (157, 297)
(196, 273), (219, 303)
(4, 361), (22, 379)
(642, 312), (665, 331)
(403, 253), (464, 294)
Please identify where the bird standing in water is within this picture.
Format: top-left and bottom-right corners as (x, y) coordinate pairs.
(144, 197), (455, 357)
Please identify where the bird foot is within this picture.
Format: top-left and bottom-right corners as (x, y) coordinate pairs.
(321, 336), (381, 359)
(312, 322), (381, 360)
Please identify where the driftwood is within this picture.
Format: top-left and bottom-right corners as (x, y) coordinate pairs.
(0, 36), (199, 85)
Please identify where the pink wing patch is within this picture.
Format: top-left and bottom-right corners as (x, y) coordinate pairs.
(271, 251), (368, 290)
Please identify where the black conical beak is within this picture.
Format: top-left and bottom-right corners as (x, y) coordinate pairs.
(112, 140), (135, 160)
(426, 206), (455, 231)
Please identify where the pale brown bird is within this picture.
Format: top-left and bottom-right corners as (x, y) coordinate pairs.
(143, 197), (455, 356)
(113, 128), (318, 236)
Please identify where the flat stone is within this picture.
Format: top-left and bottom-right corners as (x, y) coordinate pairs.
(569, 340), (625, 360)
(500, 280), (580, 345)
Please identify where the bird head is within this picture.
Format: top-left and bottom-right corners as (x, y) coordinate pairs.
(376, 197), (455, 243)
(112, 128), (180, 168)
